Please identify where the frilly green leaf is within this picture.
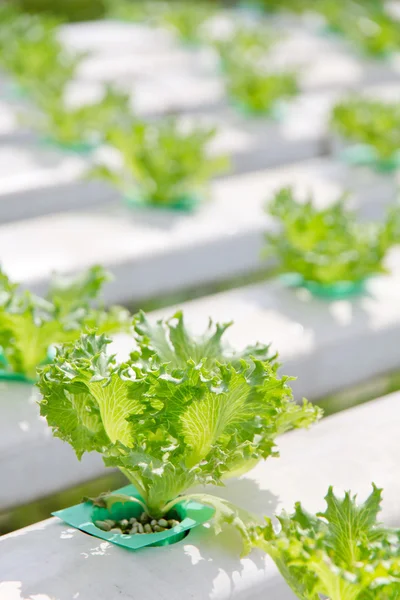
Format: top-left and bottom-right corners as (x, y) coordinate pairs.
(252, 484), (400, 599)
(0, 266), (130, 378)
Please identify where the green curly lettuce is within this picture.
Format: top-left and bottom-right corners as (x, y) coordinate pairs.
(225, 58), (298, 116)
(264, 187), (400, 285)
(0, 266), (130, 379)
(211, 25), (276, 72)
(341, 11), (400, 58)
(252, 484), (400, 599)
(90, 118), (229, 207)
(312, 0), (399, 57)
(38, 325), (321, 545)
(331, 97), (400, 162)
(0, 14), (82, 97)
(26, 86), (131, 149)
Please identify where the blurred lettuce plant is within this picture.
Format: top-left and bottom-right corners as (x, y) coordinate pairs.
(90, 118), (229, 208)
(264, 187), (400, 286)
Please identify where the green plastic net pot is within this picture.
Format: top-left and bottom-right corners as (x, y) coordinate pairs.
(230, 99), (286, 120)
(339, 144), (400, 174)
(280, 273), (367, 300)
(53, 484), (215, 550)
(0, 345), (56, 383)
(123, 192), (200, 213)
(0, 350), (33, 383)
(40, 137), (99, 155)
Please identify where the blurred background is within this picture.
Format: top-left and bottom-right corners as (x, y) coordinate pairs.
(1, 0), (400, 537)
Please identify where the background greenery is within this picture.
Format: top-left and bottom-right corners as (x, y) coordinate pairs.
(11, 0), (222, 22)
(13, 0), (105, 21)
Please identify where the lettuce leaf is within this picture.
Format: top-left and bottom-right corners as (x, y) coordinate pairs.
(0, 266), (130, 379)
(131, 310), (275, 369)
(38, 325), (321, 538)
(252, 485), (400, 599)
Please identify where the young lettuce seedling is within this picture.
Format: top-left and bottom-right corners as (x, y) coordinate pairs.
(330, 97), (400, 170)
(225, 57), (298, 116)
(27, 86), (131, 151)
(0, 266), (130, 380)
(90, 118), (229, 208)
(264, 187), (400, 287)
(252, 484), (400, 599)
(38, 312), (321, 551)
(342, 10), (400, 57)
(211, 25), (276, 72)
(313, 0), (399, 57)
(0, 16), (82, 98)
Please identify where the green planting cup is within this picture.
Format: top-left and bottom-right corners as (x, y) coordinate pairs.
(53, 484), (215, 550)
(302, 279), (366, 300)
(40, 137), (99, 156)
(339, 144), (400, 174)
(0, 350), (32, 383)
(123, 192), (200, 213)
(0, 345), (56, 383)
(230, 99), (285, 121)
(280, 273), (367, 300)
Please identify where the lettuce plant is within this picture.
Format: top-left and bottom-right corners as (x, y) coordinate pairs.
(26, 86), (131, 150)
(313, 0), (399, 57)
(225, 59), (298, 116)
(212, 25), (276, 71)
(341, 11), (400, 57)
(91, 118), (228, 208)
(330, 97), (400, 166)
(0, 266), (130, 380)
(252, 484), (400, 599)
(0, 17), (82, 97)
(158, 2), (216, 44)
(264, 187), (400, 285)
(38, 311), (321, 549)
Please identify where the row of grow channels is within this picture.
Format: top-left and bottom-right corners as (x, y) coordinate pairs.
(10, 0), (400, 58)
(1, 3), (400, 155)
(2, 4), (400, 299)
(1, 265), (399, 598)
(104, 0), (400, 60)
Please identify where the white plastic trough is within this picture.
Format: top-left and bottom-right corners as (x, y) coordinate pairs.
(0, 393), (399, 599)
(0, 156), (397, 302)
(1, 255), (400, 511)
(0, 144), (118, 224)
